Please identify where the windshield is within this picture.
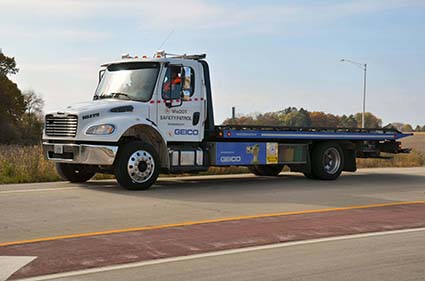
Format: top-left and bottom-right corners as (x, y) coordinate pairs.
(95, 62), (160, 102)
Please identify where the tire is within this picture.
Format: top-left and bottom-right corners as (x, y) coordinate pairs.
(311, 142), (344, 180)
(56, 163), (95, 183)
(114, 141), (160, 190)
(249, 164), (283, 176)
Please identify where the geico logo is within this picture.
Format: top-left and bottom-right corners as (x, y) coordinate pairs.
(174, 129), (199, 135)
(220, 156), (242, 162)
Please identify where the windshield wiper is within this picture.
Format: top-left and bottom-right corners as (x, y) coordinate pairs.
(111, 92), (132, 100)
(99, 92), (132, 100)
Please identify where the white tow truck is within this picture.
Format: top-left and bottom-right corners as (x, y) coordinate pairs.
(43, 51), (411, 190)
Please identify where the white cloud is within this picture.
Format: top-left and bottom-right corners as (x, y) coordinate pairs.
(2, 0), (424, 35)
(0, 26), (109, 41)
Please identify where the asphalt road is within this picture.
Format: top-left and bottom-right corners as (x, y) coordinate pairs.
(45, 228), (425, 281)
(1, 167), (425, 243)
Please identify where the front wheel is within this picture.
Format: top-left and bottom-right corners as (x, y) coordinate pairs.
(114, 141), (160, 190)
(56, 163), (95, 183)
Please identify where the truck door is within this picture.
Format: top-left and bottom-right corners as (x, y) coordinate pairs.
(157, 61), (205, 142)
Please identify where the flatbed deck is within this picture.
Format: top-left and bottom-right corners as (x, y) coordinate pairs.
(214, 125), (412, 141)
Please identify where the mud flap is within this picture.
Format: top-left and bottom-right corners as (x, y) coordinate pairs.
(343, 149), (357, 172)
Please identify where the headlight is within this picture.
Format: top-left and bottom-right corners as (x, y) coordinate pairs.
(86, 124), (115, 135)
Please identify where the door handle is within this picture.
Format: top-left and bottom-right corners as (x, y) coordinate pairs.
(193, 112), (200, 126)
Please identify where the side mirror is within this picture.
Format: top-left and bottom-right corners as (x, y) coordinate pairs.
(98, 69), (105, 83)
(182, 67), (191, 90)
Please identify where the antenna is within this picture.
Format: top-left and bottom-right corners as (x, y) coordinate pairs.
(158, 29), (175, 50)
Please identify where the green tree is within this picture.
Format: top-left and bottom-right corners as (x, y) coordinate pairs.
(279, 108), (311, 127)
(22, 90), (44, 143)
(278, 107), (298, 115)
(309, 111), (328, 127)
(401, 124), (413, 132)
(255, 112), (280, 126)
(354, 112), (382, 128)
(339, 114), (357, 128)
(390, 122), (404, 131)
(0, 75), (25, 143)
(0, 51), (19, 76)
(325, 113), (339, 127)
(222, 115), (255, 125)
(0, 51), (44, 144)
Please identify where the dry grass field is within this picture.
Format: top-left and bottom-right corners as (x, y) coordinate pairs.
(0, 145), (59, 184)
(357, 132), (424, 168)
(0, 133), (423, 184)
(0, 145), (113, 184)
(401, 132), (425, 154)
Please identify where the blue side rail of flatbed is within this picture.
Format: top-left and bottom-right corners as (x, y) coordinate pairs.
(214, 125), (412, 141)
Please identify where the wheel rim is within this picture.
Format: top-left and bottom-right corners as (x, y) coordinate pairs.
(127, 150), (155, 183)
(322, 147), (341, 174)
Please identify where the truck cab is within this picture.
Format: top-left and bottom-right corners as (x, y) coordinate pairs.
(43, 52), (213, 189)
(43, 51), (411, 190)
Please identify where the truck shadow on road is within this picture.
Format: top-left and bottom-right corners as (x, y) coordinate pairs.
(75, 171), (425, 205)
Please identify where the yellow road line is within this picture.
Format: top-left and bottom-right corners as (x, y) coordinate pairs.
(1, 200), (424, 247)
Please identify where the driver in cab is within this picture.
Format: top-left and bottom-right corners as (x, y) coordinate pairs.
(163, 67), (181, 100)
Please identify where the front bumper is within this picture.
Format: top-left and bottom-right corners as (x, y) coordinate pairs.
(43, 142), (118, 165)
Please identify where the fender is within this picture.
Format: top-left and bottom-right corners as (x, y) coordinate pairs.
(75, 113), (166, 144)
(78, 113), (169, 167)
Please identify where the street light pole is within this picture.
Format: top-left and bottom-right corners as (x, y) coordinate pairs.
(341, 59), (367, 128)
(362, 63), (367, 128)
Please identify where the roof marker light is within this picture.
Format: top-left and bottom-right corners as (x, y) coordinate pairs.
(155, 50), (166, 58)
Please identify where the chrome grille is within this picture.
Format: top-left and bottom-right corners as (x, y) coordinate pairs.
(45, 114), (78, 137)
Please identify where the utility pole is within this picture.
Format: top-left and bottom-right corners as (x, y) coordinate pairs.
(341, 59), (368, 128)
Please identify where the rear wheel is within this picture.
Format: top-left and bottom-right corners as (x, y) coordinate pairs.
(114, 141), (160, 190)
(311, 142), (344, 180)
(56, 163), (95, 183)
(249, 164), (283, 176)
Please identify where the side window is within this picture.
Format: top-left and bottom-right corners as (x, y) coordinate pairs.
(162, 65), (182, 100)
(162, 65), (195, 100)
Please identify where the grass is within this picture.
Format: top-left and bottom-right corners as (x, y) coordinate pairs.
(0, 145), (60, 184)
(357, 150), (424, 168)
(0, 137), (424, 184)
(0, 145), (114, 184)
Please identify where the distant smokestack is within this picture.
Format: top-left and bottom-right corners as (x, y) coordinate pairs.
(232, 107), (236, 120)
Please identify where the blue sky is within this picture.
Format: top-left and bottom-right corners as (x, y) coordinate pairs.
(1, 0), (424, 125)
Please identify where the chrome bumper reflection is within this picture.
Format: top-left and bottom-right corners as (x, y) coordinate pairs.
(43, 142), (118, 165)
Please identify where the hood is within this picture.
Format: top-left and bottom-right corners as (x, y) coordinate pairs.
(47, 99), (145, 117)
(43, 98), (152, 141)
